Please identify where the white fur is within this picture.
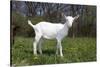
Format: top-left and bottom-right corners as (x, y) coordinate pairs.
(28, 14), (79, 57)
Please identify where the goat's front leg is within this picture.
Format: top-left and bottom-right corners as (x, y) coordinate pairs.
(57, 40), (63, 57)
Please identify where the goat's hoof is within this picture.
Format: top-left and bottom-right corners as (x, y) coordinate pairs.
(34, 53), (38, 56)
(61, 55), (64, 58)
(56, 54), (58, 55)
(34, 56), (38, 60)
(40, 52), (42, 54)
(56, 52), (58, 55)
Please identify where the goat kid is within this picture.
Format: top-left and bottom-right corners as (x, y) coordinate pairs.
(28, 14), (79, 57)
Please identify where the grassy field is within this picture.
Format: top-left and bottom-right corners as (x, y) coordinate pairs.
(11, 36), (96, 66)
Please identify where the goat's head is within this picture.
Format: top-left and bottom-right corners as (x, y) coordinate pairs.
(62, 13), (79, 27)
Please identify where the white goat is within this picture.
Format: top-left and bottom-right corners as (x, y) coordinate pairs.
(28, 14), (79, 57)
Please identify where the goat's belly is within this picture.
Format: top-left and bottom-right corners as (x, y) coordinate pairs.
(42, 32), (57, 39)
(43, 35), (56, 39)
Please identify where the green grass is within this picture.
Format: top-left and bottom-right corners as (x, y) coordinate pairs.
(11, 36), (96, 66)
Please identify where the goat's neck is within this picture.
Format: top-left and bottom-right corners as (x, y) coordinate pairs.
(63, 22), (69, 31)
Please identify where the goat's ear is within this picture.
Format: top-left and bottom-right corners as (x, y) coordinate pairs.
(74, 15), (79, 20)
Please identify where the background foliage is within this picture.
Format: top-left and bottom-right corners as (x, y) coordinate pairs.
(11, 1), (96, 37)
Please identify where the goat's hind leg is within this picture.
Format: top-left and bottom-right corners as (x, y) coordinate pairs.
(33, 34), (42, 55)
(38, 37), (43, 54)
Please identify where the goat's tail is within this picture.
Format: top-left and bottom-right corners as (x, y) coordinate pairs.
(28, 20), (35, 28)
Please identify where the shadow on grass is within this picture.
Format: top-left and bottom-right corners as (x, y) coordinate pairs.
(42, 49), (55, 56)
(23, 48), (55, 56)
